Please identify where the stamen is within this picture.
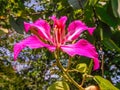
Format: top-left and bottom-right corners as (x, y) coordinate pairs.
(52, 24), (66, 48)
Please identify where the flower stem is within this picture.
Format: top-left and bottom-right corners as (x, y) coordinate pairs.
(101, 52), (104, 77)
(80, 74), (86, 86)
(66, 57), (72, 71)
(54, 51), (84, 90)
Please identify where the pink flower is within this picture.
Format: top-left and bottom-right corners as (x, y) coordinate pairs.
(14, 16), (99, 70)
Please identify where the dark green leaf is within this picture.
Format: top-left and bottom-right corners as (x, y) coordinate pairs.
(102, 38), (120, 52)
(111, 0), (118, 17)
(9, 16), (24, 34)
(94, 76), (119, 90)
(96, 5), (117, 28)
(68, 0), (81, 9)
(68, 0), (87, 9)
(47, 81), (70, 90)
(115, 83), (120, 89)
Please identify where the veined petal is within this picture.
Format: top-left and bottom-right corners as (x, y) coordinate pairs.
(66, 20), (95, 41)
(61, 39), (99, 70)
(24, 19), (51, 41)
(14, 35), (56, 60)
(34, 19), (51, 32)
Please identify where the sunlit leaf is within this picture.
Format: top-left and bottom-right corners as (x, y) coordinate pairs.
(89, 0), (98, 6)
(0, 16), (6, 20)
(118, 1), (120, 18)
(76, 63), (87, 73)
(94, 76), (119, 90)
(0, 27), (8, 35)
(47, 81), (70, 90)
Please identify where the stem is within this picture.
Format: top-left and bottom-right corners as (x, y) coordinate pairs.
(99, 47), (104, 77)
(66, 57), (72, 71)
(80, 74), (86, 86)
(54, 51), (84, 90)
(87, 60), (93, 75)
(100, 48), (104, 77)
(68, 69), (81, 73)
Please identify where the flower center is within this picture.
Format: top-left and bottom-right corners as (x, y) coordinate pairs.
(53, 25), (64, 48)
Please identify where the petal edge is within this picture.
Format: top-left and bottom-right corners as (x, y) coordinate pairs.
(61, 39), (99, 70)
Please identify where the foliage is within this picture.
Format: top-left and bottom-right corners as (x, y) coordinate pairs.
(94, 76), (119, 90)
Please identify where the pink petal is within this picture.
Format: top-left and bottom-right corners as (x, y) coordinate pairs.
(34, 19), (51, 33)
(59, 16), (67, 26)
(50, 15), (67, 29)
(66, 20), (95, 41)
(61, 39), (99, 70)
(14, 35), (55, 60)
(24, 19), (51, 41)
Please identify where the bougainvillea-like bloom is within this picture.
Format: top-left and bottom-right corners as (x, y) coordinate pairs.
(14, 16), (99, 70)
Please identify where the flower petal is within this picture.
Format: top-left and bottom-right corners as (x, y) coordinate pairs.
(50, 16), (67, 44)
(50, 15), (67, 29)
(66, 20), (95, 41)
(14, 35), (55, 60)
(34, 19), (51, 32)
(24, 19), (51, 41)
(61, 39), (99, 70)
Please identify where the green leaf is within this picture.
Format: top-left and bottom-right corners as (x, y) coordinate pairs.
(115, 83), (120, 89)
(94, 76), (119, 90)
(76, 63), (87, 73)
(89, 0), (98, 6)
(96, 5), (117, 28)
(102, 38), (120, 52)
(47, 81), (70, 90)
(9, 16), (24, 34)
(111, 0), (120, 18)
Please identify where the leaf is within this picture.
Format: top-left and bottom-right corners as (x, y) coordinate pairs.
(0, 27), (8, 35)
(111, 0), (120, 18)
(95, 5), (117, 28)
(115, 83), (120, 89)
(89, 0), (98, 6)
(111, 0), (118, 17)
(47, 81), (70, 90)
(94, 76), (119, 90)
(76, 63), (87, 73)
(68, 0), (87, 9)
(102, 38), (120, 52)
(9, 16), (24, 34)
(68, 0), (81, 9)
(118, 1), (120, 18)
